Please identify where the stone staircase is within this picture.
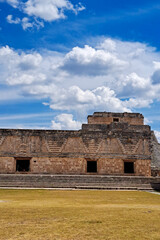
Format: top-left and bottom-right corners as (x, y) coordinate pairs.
(0, 174), (159, 190)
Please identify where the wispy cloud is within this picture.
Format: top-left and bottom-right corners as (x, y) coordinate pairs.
(106, 3), (160, 20)
(6, 14), (20, 24)
(0, 112), (54, 120)
(4, 0), (85, 30)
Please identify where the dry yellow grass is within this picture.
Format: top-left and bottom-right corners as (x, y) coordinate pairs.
(0, 189), (160, 240)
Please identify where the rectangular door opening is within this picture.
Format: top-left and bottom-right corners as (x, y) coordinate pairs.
(87, 161), (97, 173)
(113, 118), (119, 122)
(124, 162), (134, 174)
(16, 159), (30, 172)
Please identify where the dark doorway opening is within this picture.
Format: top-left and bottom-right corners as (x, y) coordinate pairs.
(16, 160), (30, 172)
(113, 118), (119, 122)
(87, 161), (97, 173)
(124, 162), (134, 174)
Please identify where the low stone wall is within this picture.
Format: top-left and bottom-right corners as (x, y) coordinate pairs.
(0, 174), (159, 190)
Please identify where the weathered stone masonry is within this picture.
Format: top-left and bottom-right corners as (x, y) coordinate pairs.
(0, 112), (157, 177)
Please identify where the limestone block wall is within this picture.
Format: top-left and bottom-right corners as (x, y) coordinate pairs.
(98, 158), (151, 176)
(30, 157), (86, 174)
(88, 112), (144, 125)
(151, 131), (160, 176)
(0, 157), (15, 173)
(0, 157), (151, 176)
(135, 159), (151, 176)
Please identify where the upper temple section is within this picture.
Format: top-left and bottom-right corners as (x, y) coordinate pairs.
(87, 112), (144, 125)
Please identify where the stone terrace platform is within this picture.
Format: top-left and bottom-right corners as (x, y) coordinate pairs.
(0, 174), (160, 190)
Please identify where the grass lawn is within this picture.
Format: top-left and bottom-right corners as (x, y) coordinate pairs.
(0, 190), (160, 240)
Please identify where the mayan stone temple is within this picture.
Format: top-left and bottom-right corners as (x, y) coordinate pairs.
(0, 112), (160, 189)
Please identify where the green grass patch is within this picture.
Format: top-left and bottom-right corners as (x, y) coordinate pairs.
(0, 190), (160, 240)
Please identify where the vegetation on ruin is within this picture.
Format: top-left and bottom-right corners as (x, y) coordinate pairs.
(0, 190), (160, 240)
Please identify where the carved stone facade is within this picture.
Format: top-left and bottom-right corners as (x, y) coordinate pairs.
(0, 112), (156, 176)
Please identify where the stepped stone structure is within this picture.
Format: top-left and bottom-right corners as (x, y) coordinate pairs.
(0, 112), (160, 178)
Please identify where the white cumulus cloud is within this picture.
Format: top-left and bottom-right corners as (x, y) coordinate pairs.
(61, 45), (127, 75)
(1, 38), (160, 129)
(24, 0), (73, 21)
(51, 114), (82, 130)
(47, 85), (130, 112)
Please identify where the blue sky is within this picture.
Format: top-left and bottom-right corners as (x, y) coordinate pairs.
(0, 0), (160, 140)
